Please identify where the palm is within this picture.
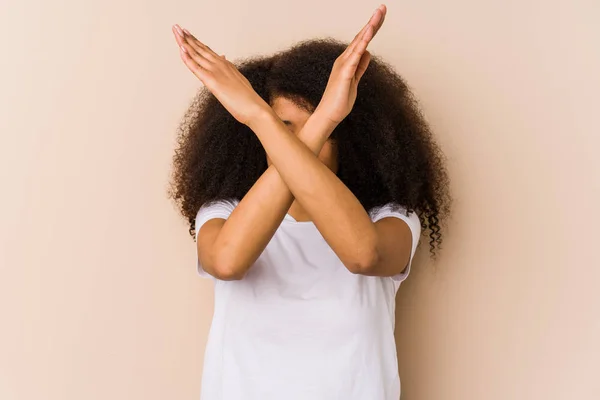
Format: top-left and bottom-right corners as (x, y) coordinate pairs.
(320, 75), (357, 124)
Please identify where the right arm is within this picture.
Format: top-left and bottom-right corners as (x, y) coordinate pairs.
(172, 19), (375, 280)
(197, 112), (335, 280)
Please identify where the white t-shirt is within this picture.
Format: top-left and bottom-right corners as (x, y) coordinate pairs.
(194, 198), (421, 400)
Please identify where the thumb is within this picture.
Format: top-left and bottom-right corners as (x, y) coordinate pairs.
(355, 50), (371, 81)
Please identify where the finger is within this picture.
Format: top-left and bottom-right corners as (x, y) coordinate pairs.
(184, 38), (217, 65)
(355, 50), (371, 81)
(179, 46), (212, 82)
(344, 20), (371, 56)
(352, 6), (383, 47)
(371, 4), (387, 36)
(172, 25), (185, 47)
(344, 5), (386, 57)
(173, 25), (208, 62)
(344, 25), (373, 75)
(182, 28), (220, 62)
(179, 41), (214, 71)
(358, 6), (385, 47)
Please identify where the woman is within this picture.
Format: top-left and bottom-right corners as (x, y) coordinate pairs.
(169, 4), (451, 399)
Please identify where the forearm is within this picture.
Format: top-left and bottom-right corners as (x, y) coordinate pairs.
(248, 109), (380, 272)
(212, 115), (333, 277)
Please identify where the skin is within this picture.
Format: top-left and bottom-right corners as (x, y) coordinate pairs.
(172, 4), (413, 281)
(268, 96), (339, 222)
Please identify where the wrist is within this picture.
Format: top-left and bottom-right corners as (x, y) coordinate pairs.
(247, 105), (337, 151)
(310, 108), (340, 132)
(247, 106), (276, 130)
(299, 111), (338, 145)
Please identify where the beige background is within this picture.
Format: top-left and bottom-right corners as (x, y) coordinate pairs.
(1, 0), (598, 399)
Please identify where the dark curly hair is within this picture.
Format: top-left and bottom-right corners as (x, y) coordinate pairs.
(168, 37), (451, 257)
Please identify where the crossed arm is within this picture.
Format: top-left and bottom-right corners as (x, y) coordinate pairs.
(173, 5), (413, 280)
(197, 109), (413, 281)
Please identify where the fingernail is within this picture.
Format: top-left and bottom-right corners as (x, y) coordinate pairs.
(174, 25), (184, 36)
(180, 44), (187, 53)
(183, 28), (191, 36)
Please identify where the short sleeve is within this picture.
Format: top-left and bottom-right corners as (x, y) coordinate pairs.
(194, 199), (238, 278)
(370, 203), (421, 287)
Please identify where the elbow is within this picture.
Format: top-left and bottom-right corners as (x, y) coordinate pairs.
(346, 250), (380, 275)
(210, 265), (246, 281)
(210, 258), (247, 281)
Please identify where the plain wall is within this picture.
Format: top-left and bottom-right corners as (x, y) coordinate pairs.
(1, 1), (598, 399)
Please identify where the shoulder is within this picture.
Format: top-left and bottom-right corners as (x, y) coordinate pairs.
(369, 202), (422, 240)
(197, 198), (239, 214)
(369, 203), (422, 285)
(195, 198), (240, 235)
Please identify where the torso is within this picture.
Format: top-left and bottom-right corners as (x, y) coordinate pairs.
(200, 211), (402, 400)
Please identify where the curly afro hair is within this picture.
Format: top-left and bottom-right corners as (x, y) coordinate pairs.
(168, 37), (452, 257)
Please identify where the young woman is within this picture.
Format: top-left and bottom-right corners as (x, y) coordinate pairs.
(169, 4), (451, 399)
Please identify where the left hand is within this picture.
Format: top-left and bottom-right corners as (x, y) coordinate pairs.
(172, 24), (269, 126)
(314, 4), (387, 125)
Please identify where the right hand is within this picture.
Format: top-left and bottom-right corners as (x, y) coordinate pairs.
(314, 4), (387, 125)
(172, 24), (271, 126)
